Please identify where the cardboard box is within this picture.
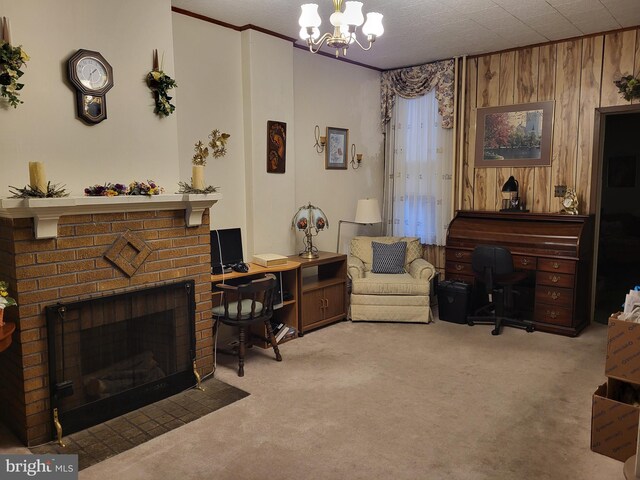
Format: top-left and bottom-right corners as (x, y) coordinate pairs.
(591, 380), (639, 462)
(253, 253), (287, 267)
(605, 313), (640, 384)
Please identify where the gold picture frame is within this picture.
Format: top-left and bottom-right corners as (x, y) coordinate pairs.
(475, 101), (554, 168)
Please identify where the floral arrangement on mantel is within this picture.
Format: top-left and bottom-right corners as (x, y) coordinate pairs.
(0, 281), (17, 326)
(84, 183), (128, 197)
(146, 49), (177, 117)
(614, 75), (640, 102)
(0, 17), (30, 108)
(178, 129), (229, 194)
(85, 181), (164, 197)
(8, 182), (69, 198)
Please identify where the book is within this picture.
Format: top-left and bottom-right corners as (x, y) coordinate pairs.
(253, 253), (287, 267)
(276, 325), (298, 343)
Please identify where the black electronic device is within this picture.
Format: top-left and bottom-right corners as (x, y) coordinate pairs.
(210, 228), (244, 275)
(232, 262), (249, 273)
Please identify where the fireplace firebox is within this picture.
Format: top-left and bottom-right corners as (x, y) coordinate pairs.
(45, 280), (196, 440)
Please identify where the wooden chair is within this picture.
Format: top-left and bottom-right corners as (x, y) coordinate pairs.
(212, 274), (281, 377)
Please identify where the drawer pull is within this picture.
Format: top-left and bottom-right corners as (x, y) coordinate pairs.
(550, 275), (559, 283)
(455, 252), (463, 259)
(521, 258), (529, 266)
(552, 262), (560, 269)
(549, 291), (560, 300)
(547, 310), (558, 319)
(455, 264), (463, 271)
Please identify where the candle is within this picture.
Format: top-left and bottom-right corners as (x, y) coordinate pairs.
(192, 165), (204, 190)
(28, 162), (47, 194)
(2, 17), (11, 44)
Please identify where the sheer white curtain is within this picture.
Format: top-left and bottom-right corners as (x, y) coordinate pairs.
(383, 90), (453, 245)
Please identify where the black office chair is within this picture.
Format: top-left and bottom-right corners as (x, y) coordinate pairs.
(467, 245), (535, 336)
(212, 274), (282, 376)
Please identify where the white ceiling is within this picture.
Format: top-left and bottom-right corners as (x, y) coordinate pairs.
(171, 0), (640, 70)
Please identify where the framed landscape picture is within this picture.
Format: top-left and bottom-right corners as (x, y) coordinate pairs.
(325, 127), (348, 170)
(474, 101), (554, 168)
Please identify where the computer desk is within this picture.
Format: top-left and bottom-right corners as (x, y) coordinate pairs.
(211, 261), (301, 347)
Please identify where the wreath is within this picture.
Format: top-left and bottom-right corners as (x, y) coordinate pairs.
(614, 75), (640, 102)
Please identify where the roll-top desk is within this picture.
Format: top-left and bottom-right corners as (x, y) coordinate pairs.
(445, 211), (594, 336)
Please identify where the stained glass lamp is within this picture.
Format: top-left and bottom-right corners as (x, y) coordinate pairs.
(291, 202), (329, 258)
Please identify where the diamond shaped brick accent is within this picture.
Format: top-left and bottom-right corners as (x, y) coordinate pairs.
(104, 230), (152, 277)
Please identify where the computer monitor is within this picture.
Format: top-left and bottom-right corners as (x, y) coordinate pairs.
(210, 228), (244, 274)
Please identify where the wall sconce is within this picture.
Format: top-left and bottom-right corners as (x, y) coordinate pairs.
(314, 125), (326, 154)
(350, 143), (363, 169)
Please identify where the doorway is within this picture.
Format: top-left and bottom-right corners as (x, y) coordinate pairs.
(593, 108), (640, 324)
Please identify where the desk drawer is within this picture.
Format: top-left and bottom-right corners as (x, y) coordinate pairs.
(538, 258), (576, 274)
(535, 286), (573, 308)
(536, 271), (575, 289)
(512, 254), (537, 270)
(534, 304), (573, 327)
(446, 261), (473, 276)
(446, 249), (472, 263)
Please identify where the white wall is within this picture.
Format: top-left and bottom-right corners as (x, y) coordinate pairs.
(171, 14), (384, 258)
(0, 0), (178, 196)
(172, 13), (246, 233)
(293, 50), (384, 254)
(241, 30), (296, 258)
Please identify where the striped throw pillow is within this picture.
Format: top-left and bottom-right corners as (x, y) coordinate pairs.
(371, 241), (406, 274)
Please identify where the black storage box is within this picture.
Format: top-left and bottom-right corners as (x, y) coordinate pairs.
(437, 280), (472, 324)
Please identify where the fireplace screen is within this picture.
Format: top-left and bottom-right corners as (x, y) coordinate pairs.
(46, 280), (196, 438)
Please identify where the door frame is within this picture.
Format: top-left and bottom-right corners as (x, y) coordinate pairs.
(589, 104), (640, 323)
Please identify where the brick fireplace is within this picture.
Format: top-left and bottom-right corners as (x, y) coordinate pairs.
(0, 195), (220, 446)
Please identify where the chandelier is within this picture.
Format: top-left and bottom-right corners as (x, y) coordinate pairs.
(298, 1), (384, 58)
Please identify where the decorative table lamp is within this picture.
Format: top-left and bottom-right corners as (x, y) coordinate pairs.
(292, 202), (329, 258)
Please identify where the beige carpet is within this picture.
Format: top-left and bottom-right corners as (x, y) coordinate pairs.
(1, 318), (622, 479)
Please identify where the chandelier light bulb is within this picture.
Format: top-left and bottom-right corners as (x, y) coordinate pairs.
(299, 3), (322, 28)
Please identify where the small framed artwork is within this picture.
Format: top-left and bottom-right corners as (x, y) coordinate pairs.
(474, 101), (554, 168)
(267, 120), (286, 173)
(325, 127), (348, 170)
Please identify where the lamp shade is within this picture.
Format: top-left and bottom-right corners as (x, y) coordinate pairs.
(343, 1), (364, 26)
(362, 12), (384, 37)
(292, 202), (329, 232)
(501, 176), (519, 192)
(354, 198), (382, 224)
(299, 4), (322, 28)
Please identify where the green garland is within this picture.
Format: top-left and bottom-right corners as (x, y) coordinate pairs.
(147, 69), (177, 117)
(8, 182), (69, 198)
(0, 40), (29, 108)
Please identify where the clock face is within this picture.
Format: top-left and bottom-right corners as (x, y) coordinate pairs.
(563, 197), (573, 208)
(75, 57), (108, 90)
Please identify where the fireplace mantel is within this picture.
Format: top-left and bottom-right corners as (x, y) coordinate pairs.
(0, 193), (222, 239)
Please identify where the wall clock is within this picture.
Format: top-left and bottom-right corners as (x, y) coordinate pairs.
(67, 49), (114, 124)
(561, 188), (579, 215)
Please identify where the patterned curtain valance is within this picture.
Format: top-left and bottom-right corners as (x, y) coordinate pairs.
(380, 59), (455, 129)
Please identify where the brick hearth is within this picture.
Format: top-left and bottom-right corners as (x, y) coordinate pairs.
(0, 200), (217, 446)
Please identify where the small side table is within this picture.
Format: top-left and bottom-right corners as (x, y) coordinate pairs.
(288, 252), (347, 334)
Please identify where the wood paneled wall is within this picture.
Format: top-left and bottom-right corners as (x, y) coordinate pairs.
(460, 27), (640, 214)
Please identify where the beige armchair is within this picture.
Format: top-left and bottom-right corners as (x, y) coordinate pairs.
(348, 236), (436, 323)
